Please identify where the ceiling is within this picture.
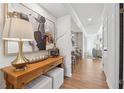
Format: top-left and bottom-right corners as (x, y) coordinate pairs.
(39, 3), (105, 35)
(39, 3), (68, 18)
(71, 3), (104, 26)
(70, 3), (104, 35)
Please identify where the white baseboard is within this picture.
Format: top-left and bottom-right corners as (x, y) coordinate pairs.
(103, 68), (113, 89)
(64, 73), (72, 78)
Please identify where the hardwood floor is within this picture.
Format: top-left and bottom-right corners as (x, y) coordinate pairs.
(61, 58), (109, 89)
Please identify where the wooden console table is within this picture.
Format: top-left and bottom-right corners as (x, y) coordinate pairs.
(1, 56), (64, 89)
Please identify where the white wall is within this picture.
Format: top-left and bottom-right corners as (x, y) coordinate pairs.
(85, 36), (96, 56)
(0, 3), (56, 88)
(102, 4), (119, 88)
(85, 24), (102, 35)
(56, 15), (72, 77)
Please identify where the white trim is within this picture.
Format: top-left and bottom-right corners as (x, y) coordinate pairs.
(65, 73), (72, 78)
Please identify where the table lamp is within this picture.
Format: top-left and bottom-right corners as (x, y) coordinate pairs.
(2, 17), (34, 71)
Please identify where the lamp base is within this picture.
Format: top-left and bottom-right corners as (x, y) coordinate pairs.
(11, 41), (29, 71)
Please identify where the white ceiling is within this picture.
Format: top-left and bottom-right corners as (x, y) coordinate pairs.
(39, 3), (68, 18)
(39, 3), (105, 35)
(71, 3), (104, 27)
(70, 3), (104, 35)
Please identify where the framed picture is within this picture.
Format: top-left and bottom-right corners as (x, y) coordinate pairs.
(3, 3), (55, 56)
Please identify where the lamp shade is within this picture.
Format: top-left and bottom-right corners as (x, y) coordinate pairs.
(2, 18), (34, 41)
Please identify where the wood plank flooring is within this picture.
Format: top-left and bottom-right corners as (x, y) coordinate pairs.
(61, 59), (109, 89)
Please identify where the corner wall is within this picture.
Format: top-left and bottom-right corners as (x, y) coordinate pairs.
(56, 15), (72, 77)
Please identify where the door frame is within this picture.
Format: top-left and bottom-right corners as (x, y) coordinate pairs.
(119, 3), (123, 89)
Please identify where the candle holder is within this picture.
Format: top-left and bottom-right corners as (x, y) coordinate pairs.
(28, 55), (49, 64)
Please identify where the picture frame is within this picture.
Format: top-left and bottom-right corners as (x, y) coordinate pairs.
(3, 3), (55, 56)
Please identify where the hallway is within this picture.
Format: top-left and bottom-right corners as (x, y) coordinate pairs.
(61, 59), (109, 89)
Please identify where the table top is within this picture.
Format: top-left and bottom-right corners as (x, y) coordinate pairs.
(1, 56), (64, 78)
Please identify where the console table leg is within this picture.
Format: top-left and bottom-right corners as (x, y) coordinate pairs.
(59, 63), (64, 68)
(14, 85), (23, 89)
(6, 81), (13, 89)
(4, 74), (13, 89)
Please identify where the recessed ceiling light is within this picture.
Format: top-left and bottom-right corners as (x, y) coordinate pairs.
(88, 18), (92, 21)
